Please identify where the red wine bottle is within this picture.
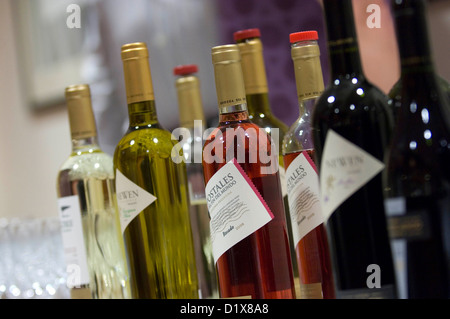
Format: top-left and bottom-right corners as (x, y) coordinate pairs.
(383, 0), (450, 299)
(312, 0), (397, 298)
(202, 44), (295, 299)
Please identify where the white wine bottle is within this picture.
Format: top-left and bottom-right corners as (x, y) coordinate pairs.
(56, 84), (131, 299)
(114, 43), (198, 299)
(173, 64), (219, 299)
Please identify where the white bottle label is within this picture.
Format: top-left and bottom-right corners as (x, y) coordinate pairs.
(320, 130), (385, 222)
(57, 195), (90, 287)
(115, 169), (157, 234)
(205, 159), (274, 264)
(286, 152), (323, 247)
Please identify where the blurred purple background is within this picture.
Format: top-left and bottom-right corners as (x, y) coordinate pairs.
(215, 0), (330, 127)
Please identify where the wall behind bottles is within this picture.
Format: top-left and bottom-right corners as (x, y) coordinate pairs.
(0, 0), (448, 220)
(0, 0), (70, 219)
(216, 0), (330, 127)
(428, 0), (450, 81)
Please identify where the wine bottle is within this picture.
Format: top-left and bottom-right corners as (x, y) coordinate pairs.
(383, 0), (450, 299)
(203, 44), (296, 299)
(56, 84), (131, 299)
(173, 64), (219, 299)
(114, 43), (198, 299)
(282, 30), (335, 299)
(313, 0), (397, 298)
(233, 28), (298, 282)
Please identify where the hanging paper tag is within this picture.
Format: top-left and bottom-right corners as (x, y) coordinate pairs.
(286, 152), (323, 247)
(320, 130), (385, 222)
(115, 169), (157, 234)
(206, 159), (274, 264)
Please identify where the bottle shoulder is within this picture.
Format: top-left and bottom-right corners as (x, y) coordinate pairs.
(283, 119), (313, 155)
(115, 126), (178, 158)
(248, 114), (288, 134)
(314, 78), (392, 121)
(388, 97), (450, 162)
(391, 75), (450, 131)
(385, 138), (450, 197)
(205, 121), (266, 139)
(58, 151), (114, 181)
(312, 78), (394, 159)
(203, 121), (276, 155)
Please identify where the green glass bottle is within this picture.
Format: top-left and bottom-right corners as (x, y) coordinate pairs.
(113, 42), (198, 299)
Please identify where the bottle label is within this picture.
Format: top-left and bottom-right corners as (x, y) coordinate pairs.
(384, 197), (412, 299)
(336, 285), (396, 299)
(298, 282), (324, 299)
(320, 130), (385, 222)
(115, 169), (157, 234)
(384, 197), (431, 240)
(286, 152), (323, 247)
(205, 159), (274, 264)
(57, 195), (90, 287)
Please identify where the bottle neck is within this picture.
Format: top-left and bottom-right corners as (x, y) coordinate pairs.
(212, 45), (249, 123)
(127, 100), (159, 128)
(291, 39), (324, 118)
(299, 98), (316, 119)
(246, 92), (272, 116)
(175, 74), (205, 129)
(72, 136), (100, 153)
(236, 37), (272, 116)
(65, 86), (99, 152)
(219, 107), (249, 124)
(122, 48), (158, 128)
(393, 0), (435, 76)
(323, 0), (364, 78)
